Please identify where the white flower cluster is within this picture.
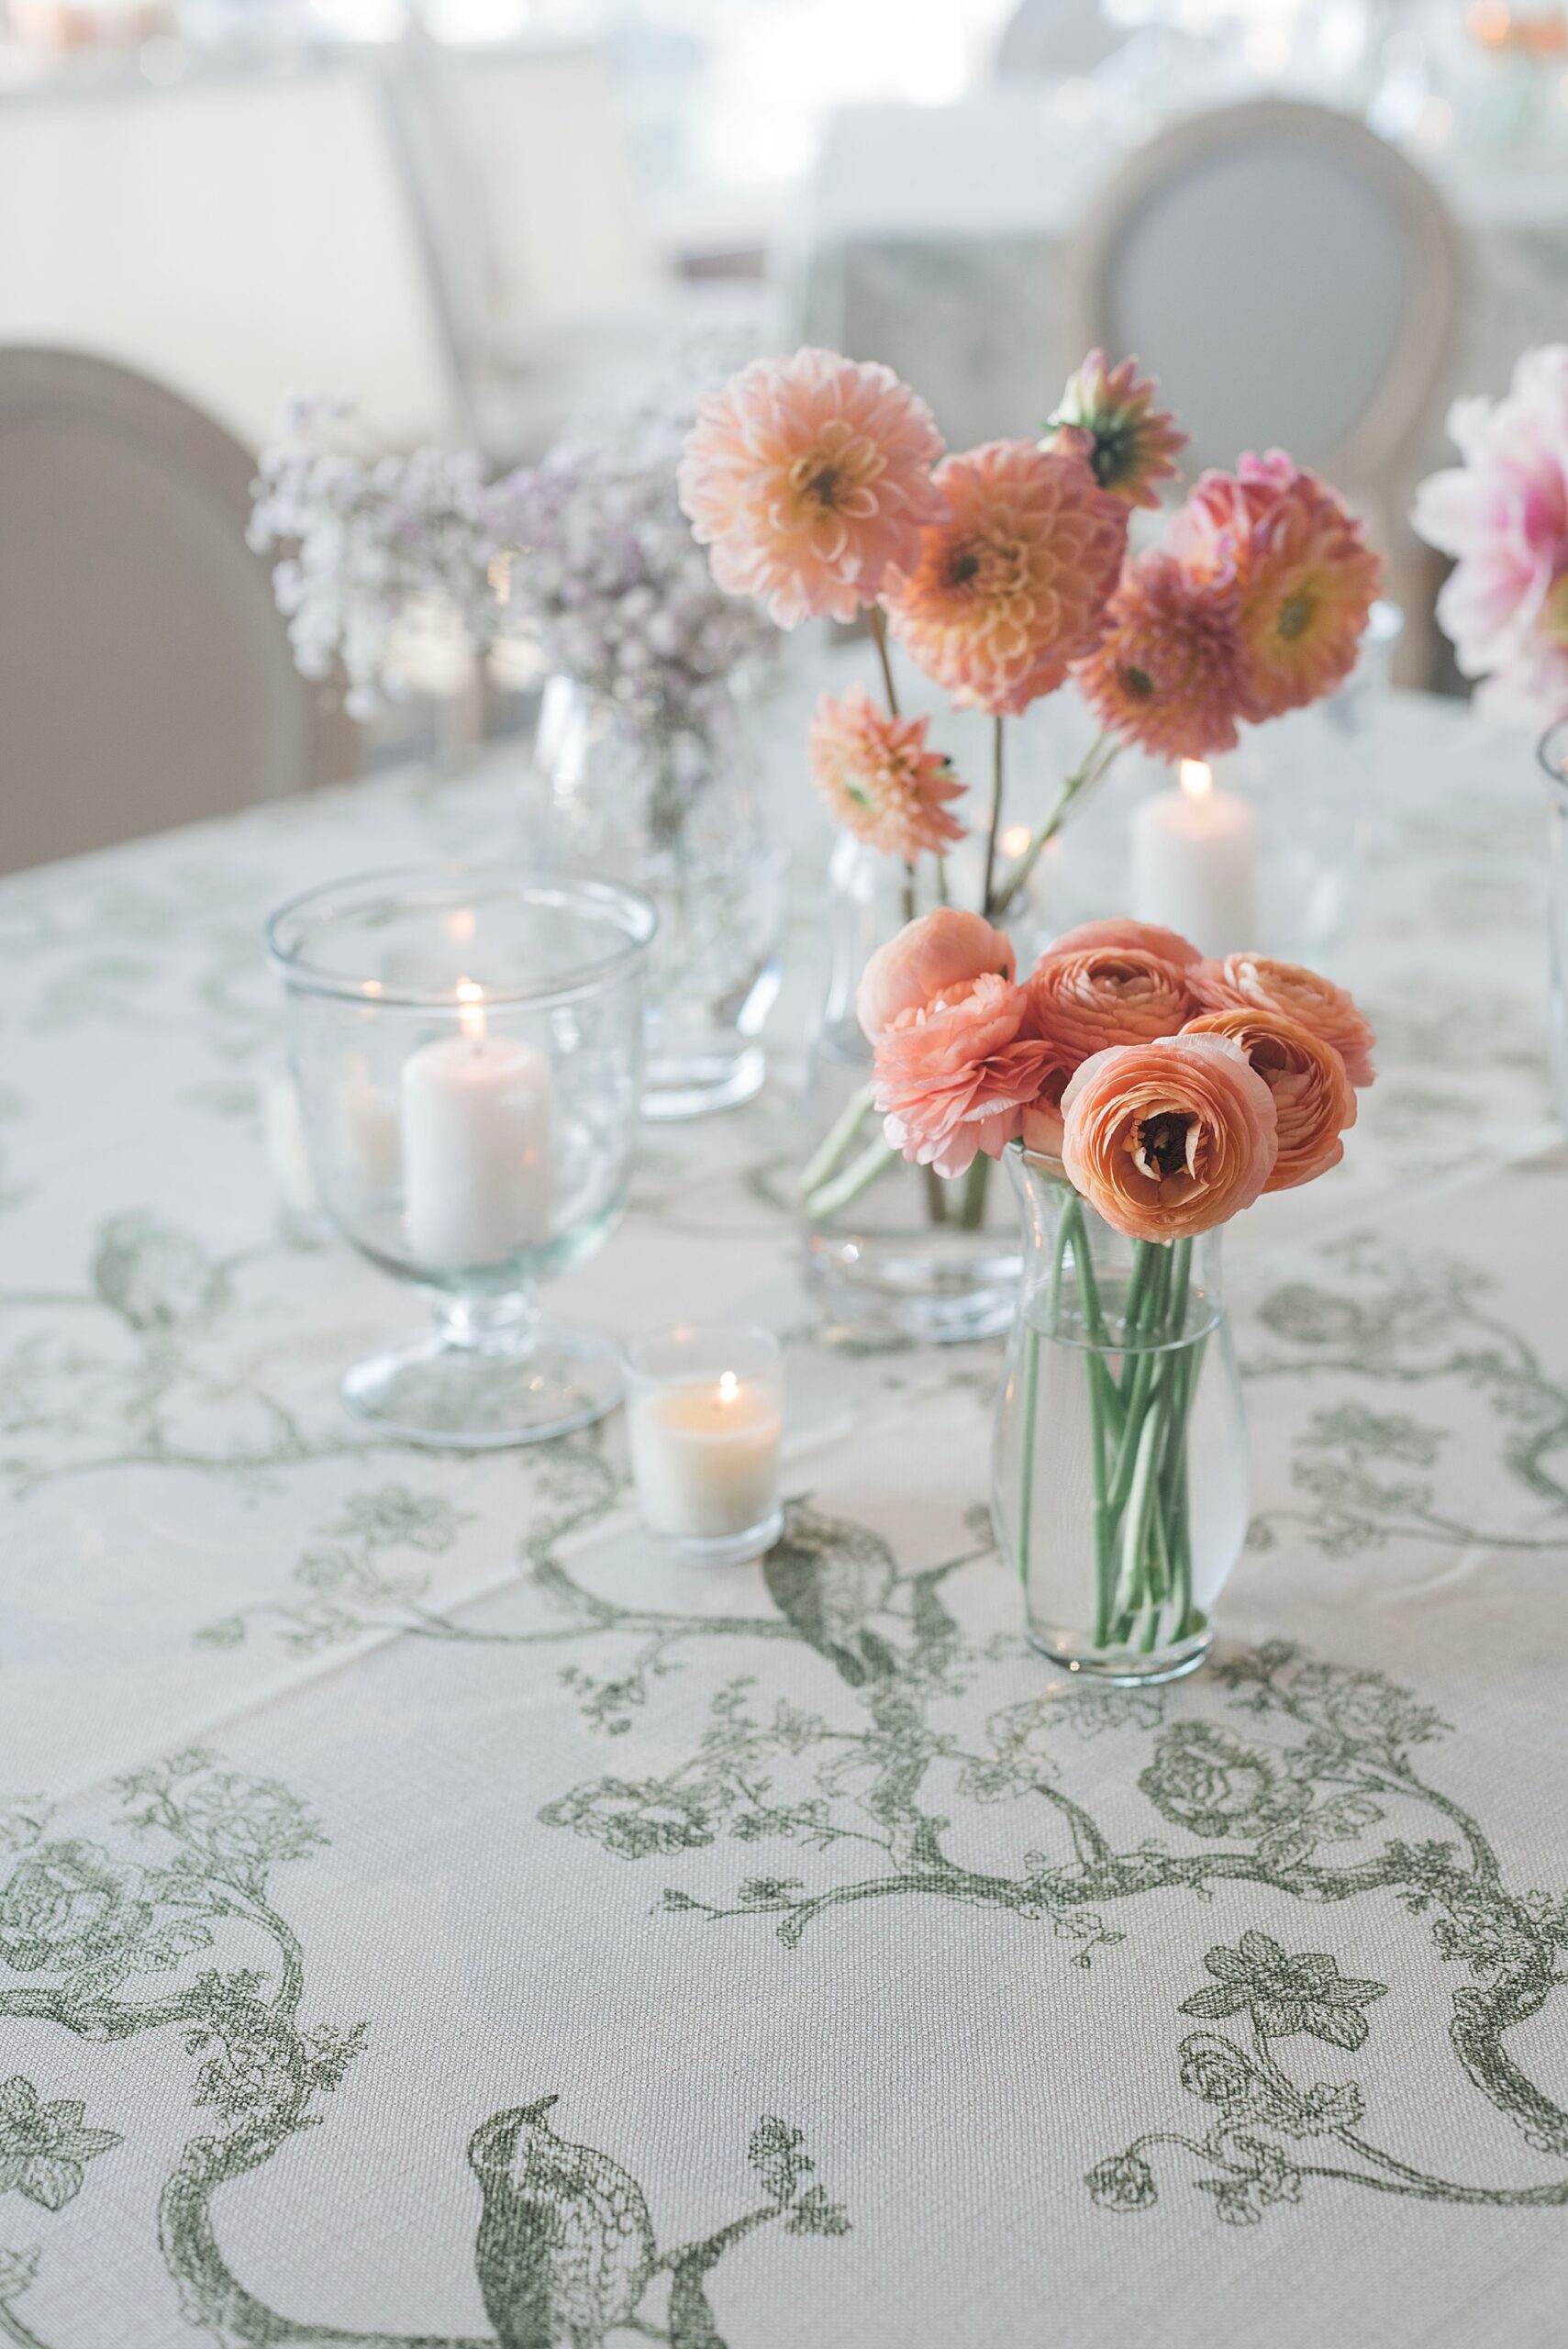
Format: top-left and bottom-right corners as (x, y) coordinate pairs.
(248, 397), (510, 721)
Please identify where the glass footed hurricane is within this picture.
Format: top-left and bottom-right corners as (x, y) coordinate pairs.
(267, 866), (656, 1448)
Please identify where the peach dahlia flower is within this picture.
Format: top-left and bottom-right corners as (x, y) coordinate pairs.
(1184, 1008), (1356, 1191)
(856, 907), (1014, 1042)
(1190, 953), (1376, 1087)
(1061, 1034), (1279, 1241)
(1047, 918), (1203, 969)
(807, 687), (965, 860)
(883, 439), (1127, 716)
(1029, 942), (1199, 1063)
(1047, 351), (1188, 511)
(1172, 451), (1383, 720)
(873, 974), (1056, 1180)
(1073, 550), (1247, 762)
(677, 348), (947, 629)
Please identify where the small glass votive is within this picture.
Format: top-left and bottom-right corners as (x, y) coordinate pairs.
(625, 1324), (784, 1566)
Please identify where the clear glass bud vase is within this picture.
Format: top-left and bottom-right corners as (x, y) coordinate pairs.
(798, 833), (1048, 1344)
(529, 675), (783, 1119)
(990, 1148), (1249, 1683)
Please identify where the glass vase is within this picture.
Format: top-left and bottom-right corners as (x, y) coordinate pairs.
(529, 675), (782, 1120)
(266, 866), (655, 1448)
(1538, 717), (1568, 1130)
(990, 1149), (1249, 1684)
(798, 831), (1049, 1345)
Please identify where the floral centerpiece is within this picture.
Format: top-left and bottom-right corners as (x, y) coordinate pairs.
(677, 345), (1381, 1333)
(862, 905), (1373, 1679)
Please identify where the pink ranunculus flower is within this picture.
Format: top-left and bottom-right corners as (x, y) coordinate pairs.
(677, 348), (947, 629)
(873, 973), (1057, 1180)
(1061, 1033), (1279, 1241)
(1190, 953), (1376, 1087)
(807, 686), (965, 861)
(856, 907), (1015, 1042)
(1413, 345), (1568, 728)
(1047, 918), (1204, 969)
(1028, 941), (1199, 1064)
(1183, 1008), (1356, 1191)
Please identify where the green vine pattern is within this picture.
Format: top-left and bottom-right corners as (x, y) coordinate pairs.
(0, 1758), (847, 2349)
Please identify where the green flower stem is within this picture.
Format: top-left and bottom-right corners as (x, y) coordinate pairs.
(799, 1084), (875, 1198)
(957, 1152), (992, 1230)
(981, 715), (1006, 918)
(990, 731), (1121, 919)
(1014, 1323), (1041, 1591)
(803, 1133), (897, 1221)
(869, 605), (900, 717)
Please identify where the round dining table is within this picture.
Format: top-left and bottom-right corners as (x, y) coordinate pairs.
(1, 665), (1565, 2348)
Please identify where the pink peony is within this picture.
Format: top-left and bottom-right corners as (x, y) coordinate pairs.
(882, 438), (1127, 716)
(873, 973), (1058, 1179)
(1413, 345), (1568, 728)
(807, 686), (965, 860)
(678, 348), (947, 628)
(856, 907), (1014, 1042)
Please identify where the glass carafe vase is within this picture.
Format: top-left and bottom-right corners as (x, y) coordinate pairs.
(798, 832), (1048, 1344)
(529, 675), (782, 1119)
(990, 1148), (1249, 1683)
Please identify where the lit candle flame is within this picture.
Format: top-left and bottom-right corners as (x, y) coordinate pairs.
(455, 977), (486, 1043)
(717, 1371), (740, 1405)
(1179, 759), (1213, 802)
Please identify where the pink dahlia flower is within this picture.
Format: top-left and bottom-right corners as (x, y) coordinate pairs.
(882, 439), (1127, 716)
(807, 686), (965, 861)
(873, 973), (1059, 1180)
(677, 348), (947, 628)
(1413, 345), (1568, 728)
(1172, 452), (1382, 721)
(1047, 350), (1187, 510)
(1073, 550), (1247, 761)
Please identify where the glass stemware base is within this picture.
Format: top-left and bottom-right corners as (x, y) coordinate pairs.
(341, 1291), (621, 1449)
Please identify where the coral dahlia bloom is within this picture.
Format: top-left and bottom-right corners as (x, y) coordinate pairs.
(1048, 918), (1203, 969)
(807, 686), (965, 861)
(1073, 551), (1247, 761)
(1047, 350), (1187, 510)
(1061, 1034), (1279, 1241)
(873, 974), (1058, 1180)
(1029, 943), (1199, 1063)
(856, 907), (1014, 1042)
(883, 439), (1127, 715)
(1171, 452), (1383, 721)
(1184, 1008), (1356, 1191)
(1190, 953), (1376, 1087)
(678, 348), (947, 628)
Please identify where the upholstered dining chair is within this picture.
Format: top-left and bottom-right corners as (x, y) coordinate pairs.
(0, 348), (358, 877)
(1066, 99), (1462, 675)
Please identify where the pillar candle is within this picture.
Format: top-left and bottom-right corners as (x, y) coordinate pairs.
(399, 983), (551, 1271)
(1130, 761), (1259, 957)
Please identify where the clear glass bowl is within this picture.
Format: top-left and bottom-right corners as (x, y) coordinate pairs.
(266, 864), (655, 1448)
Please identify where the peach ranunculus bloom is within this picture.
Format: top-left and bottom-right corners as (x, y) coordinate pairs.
(1190, 952), (1376, 1087)
(1170, 451), (1383, 721)
(807, 686), (966, 861)
(1046, 351), (1188, 511)
(1018, 1033), (1090, 1160)
(856, 907), (1014, 1042)
(1184, 1008), (1357, 1191)
(873, 974), (1057, 1180)
(1060, 1033), (1279, 1241)
(1073, 549), (1248, 763)
(677, 349), (947, 629)
(1046, 918), (1203, 969)
(1028, 942), (1199, 1063)
(882, 438), (1127, 716)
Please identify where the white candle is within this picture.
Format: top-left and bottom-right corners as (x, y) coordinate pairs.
(628, 1369), (783, 1541)
(399, 981), (551, 1270)
(335, 1052), (403, 1194)
(1130, 760), (1259, 957)
(261, 1069), (319, 1219)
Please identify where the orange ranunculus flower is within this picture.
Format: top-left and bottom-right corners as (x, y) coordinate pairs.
(1184, 1008), (1356, 1190)
(856, 907), (1014, 1042)
(807, 686), (965, 860)
(873, 974), (1056, 1180)
(678, 347), (947, 628)
(1046, 918), (1203, 969)
(1060, 1033), (1279, 1241)
(1029, 942), (1199, 1063)
(1190, 952), (1376, 1087)
(882, 438), (1127, 716)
